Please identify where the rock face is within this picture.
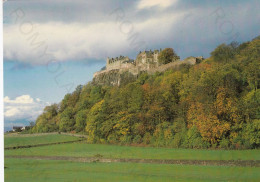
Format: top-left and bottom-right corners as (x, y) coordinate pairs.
(93, 70), (137, 86)
(93, 49), (203, 86)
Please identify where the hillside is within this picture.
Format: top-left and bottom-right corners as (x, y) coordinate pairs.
(32, 37), (260, 149)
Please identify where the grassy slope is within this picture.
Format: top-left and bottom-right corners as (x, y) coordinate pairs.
(5, 142), (260, 161)
(5, 158), (259, 182)
(4, 134), (80, 148)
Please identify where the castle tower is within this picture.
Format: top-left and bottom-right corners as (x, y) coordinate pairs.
(106, 57), (110, 70)
(106, 57), (110, 65)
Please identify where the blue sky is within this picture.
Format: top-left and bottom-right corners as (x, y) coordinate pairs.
(3, 0), (260, 129)
(4, 61), (103, 102)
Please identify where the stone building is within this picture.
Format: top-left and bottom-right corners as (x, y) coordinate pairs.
(105, 49), (161, 72)
(135, 50), (160, 69)
(93, 48), (204, 84)
(106, 56), (135, 71)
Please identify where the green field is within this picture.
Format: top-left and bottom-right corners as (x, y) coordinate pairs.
(5, 158), (259, 182)
(4, 134), (80, 148)
(5, 142), (260, 161)
(4, 134), (260, 182)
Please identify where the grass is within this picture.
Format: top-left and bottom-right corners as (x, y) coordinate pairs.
(5, 142), (260, 161)
(4, 134), (259, 181)
(5, 158), (260, 182)
(4, 134), (80, 148)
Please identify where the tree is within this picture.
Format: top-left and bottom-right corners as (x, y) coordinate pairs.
(86, 100), (105, 142)
(31, 38), (260, 149)
(158, 48), (179, 65)
(242, 119), (260, 148)
(244, 59), (260, 91)
(210, 44), (236, 63)
(29, 121), (35, 127)
(187, 102), (230, 144)
(59, 107), (75, 132)
(33, 104), (59, 132)
(183, 126), (205, 149)
(75, 109), (88, 132)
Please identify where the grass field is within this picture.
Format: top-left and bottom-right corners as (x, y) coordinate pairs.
(4, 158), (260, 182)
(5, 142), (260, 161)
(4, 134), (80, 148)
(4, 134), (260, 182)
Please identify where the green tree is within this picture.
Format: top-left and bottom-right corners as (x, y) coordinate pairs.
(33, 104), (59, 132)
(210, 43), (236, 63)
(158, 48), (179, 65)
(59, 106), (75, 132)
(86, 100), (105, 142)
(75, 109), (88, 132)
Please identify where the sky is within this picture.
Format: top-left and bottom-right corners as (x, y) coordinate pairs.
(3, 0), (260, 130)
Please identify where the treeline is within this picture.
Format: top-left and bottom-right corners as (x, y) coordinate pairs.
(33, 37), (260, 149)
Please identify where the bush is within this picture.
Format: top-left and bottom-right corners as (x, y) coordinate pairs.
(230, 135), (243, 149)
(242, 120), (260, 149)
(183, 126), (204, 148)
(219, 138), (230, 149)
(171, 133), (182, 148)
(107, 134), (118, 144)
(143, 132), (152, 145)
(133, 135), (142, 144)
(120, 135), (132, 145)
(152, 132), (165, 147)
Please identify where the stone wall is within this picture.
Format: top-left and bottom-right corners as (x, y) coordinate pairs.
(106, 56), (134, 71)
(93, 48), (204, 86)
(93, 56), (202, 86)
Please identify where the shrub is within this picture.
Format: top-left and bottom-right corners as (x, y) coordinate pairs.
(133, 135), (142, 144)
(120, 135), (132, 145)
(143, 132), (152, 145)
(183, 126), (204, 148)
(171, 133), (182, 148)
(219, 138), (230, 149)
(107, 134), (118, 144)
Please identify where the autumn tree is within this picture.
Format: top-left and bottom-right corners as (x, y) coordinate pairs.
(32, 37), (260, 149)
(158, 48), (179, 65)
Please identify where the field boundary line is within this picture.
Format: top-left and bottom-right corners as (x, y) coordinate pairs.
(4, 132), (88, 138)
(5, 155), (260, 167)
(4, 139), (85, 150)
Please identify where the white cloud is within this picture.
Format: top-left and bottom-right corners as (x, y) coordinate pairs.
(3, 0), (259, 64)
(4, 22), (130, 65)
(3, 10), (187, 65)
(4, 95), (49, 121)
(137, 0), (178, 10)
(4, 95), (34, 104)
(5, 107), (20, 117)
(3, 16), (175, 64)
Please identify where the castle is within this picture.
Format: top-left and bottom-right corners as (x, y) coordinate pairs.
(93, 48), (203, 85)
(105, 49), (163, 72)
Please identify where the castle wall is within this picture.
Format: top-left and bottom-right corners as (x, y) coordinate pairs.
(107, 61), (121, 70)
(106, 56), (134, 71)
(93, 49), (203, 85)
(94, 57), (199, 79)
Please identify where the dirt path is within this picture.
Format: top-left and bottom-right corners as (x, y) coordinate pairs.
(5, 155), (260, 167)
